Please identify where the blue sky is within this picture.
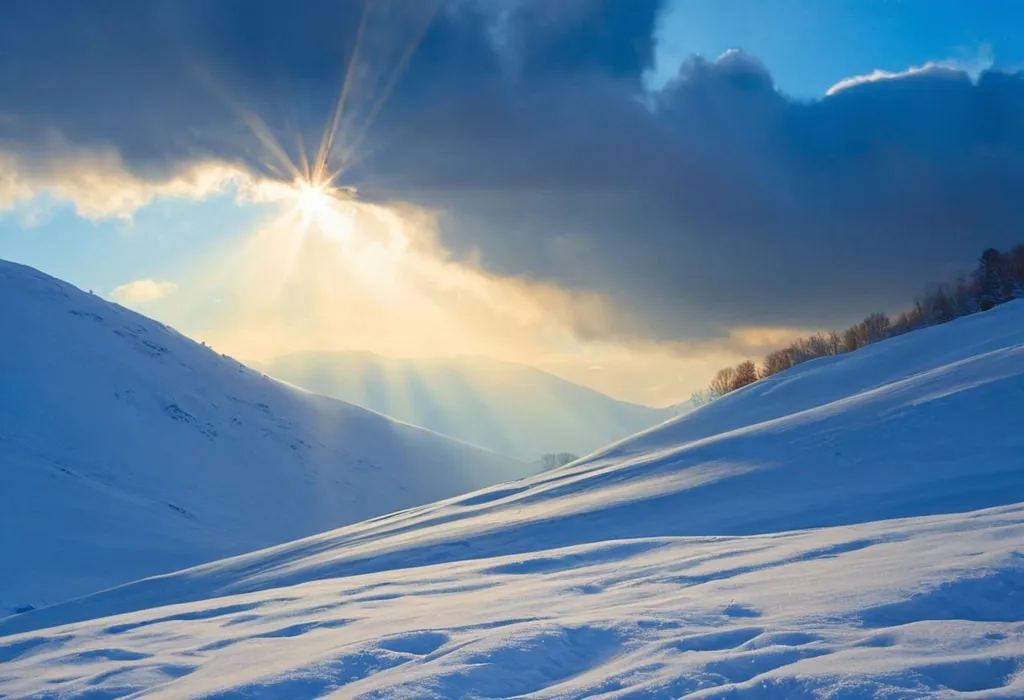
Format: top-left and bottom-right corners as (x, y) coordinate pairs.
(2, 0), (1023, 405)
(0, 197), (266, 297)
(652, 0), (1024, 95)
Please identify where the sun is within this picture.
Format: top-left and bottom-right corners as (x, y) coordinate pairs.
(295, 179), (332, 218)
(288, 177), (358, 242)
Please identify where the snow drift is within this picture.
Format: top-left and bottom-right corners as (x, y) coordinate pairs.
(2, 281), (1023, 697)
(0, 259), (529, 612)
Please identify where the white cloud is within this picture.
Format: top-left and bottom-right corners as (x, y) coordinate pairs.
(110, 279), (179, 305)
(0, 137), (268, 220)
(826, 63), (965, 95)
(826, 46), (994, 96)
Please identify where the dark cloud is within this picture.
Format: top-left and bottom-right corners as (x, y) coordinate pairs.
(0, 0), (660, 173)
(0, 1), (489, 173)
(361, 56), (1024, 340)
(2, 0), (1023, 342)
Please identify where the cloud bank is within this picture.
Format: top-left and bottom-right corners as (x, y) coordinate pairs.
(2, 0), (1024, 345)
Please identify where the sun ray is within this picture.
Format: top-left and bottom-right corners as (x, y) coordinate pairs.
(333, 2), (442, 173)
(315, 0), (372, 185)
(194, 0), (444, 220)
(237, 108), (302, 181)
(296, 131), (312, 183)
(188, 61), (302, 183)
(328, 100), (443, 181)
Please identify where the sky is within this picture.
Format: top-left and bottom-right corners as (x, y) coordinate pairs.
(1, 0), (1023, 407)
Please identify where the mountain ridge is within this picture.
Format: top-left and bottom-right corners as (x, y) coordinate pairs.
(253, 350), (686, 460)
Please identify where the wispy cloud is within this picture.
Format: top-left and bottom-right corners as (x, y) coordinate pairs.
(110, 279), (179, 305)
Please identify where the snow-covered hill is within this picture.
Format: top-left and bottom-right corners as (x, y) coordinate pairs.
(0, 259), (529, 613)
(2, 506), (1021, 698)
(2, 297), (1023, 697)
(253, 351), (680, 460)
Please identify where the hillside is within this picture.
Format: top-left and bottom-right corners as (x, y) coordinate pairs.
(0, 259), (529, 614)
(253, 351), (681, 460)
(2, 298), (1023, 697)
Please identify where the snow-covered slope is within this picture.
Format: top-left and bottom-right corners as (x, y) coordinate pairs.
(0, 259), (528, 613)
(253, 351), (680, 460)
(2, 299), (1023, 697)
(2, 506), (1022, 698)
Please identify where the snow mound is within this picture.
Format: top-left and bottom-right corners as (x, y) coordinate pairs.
(0, 259), (528, 612)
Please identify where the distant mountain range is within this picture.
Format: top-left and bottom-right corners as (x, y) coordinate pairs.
(254, 352), (689, 461)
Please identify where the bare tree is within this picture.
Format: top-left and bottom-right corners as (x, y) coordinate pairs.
(826, 330), (844, 355)
(805, 333), (835, 357)
(709, 366), (737, 397)
(843, 326), (861, 352)
(699, 240), (1024, 404)
(731, 361), (758, 391)
(689, 389), (714, 407)
(760, 349), (792, 378)
(858, 312), (891, 344)
(891, 307), (923, 336)
(540, 452), (579, 471)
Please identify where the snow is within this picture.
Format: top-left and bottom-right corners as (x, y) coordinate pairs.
(2, 268), (1024, 697)
(0, 259), (529, 612)
(1, 507), (1022, 698)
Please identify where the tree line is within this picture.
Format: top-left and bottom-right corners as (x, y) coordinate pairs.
(692, 243), (1024, 405)
(539, 452), (580, 472)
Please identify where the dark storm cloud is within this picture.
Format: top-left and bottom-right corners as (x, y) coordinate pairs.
(0, 0), (494, 173)
(2, 0), (1023, 341)
(361, 55), (1024, 340)
(0, 0), (660, 174)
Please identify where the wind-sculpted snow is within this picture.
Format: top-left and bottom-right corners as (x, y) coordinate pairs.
(2, 273), (1023, 697)
(0, 259), (528, 612)
(1, 506), (1022, 698)
(10, 301), (1024, 634)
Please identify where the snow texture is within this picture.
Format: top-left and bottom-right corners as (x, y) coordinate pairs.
(0, 259), (529, 612)
(2, 267), (1024, 698)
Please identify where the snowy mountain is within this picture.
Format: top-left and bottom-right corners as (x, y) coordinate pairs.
(0, 259), (529, 613)
(2, 298), (1024, 697)
(253, 351), (681, 460)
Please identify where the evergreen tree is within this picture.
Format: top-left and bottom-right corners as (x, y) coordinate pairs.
(973, 248), (1011, 310)
(951, 274), (980, 317)
(1008, 245), (1024, 289)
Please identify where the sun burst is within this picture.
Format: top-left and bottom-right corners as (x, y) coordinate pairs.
(289, 177), (359, 244)
(295, 179), (332, 218)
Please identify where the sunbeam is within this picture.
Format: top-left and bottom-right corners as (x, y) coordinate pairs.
(212, 0), (444, 210)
